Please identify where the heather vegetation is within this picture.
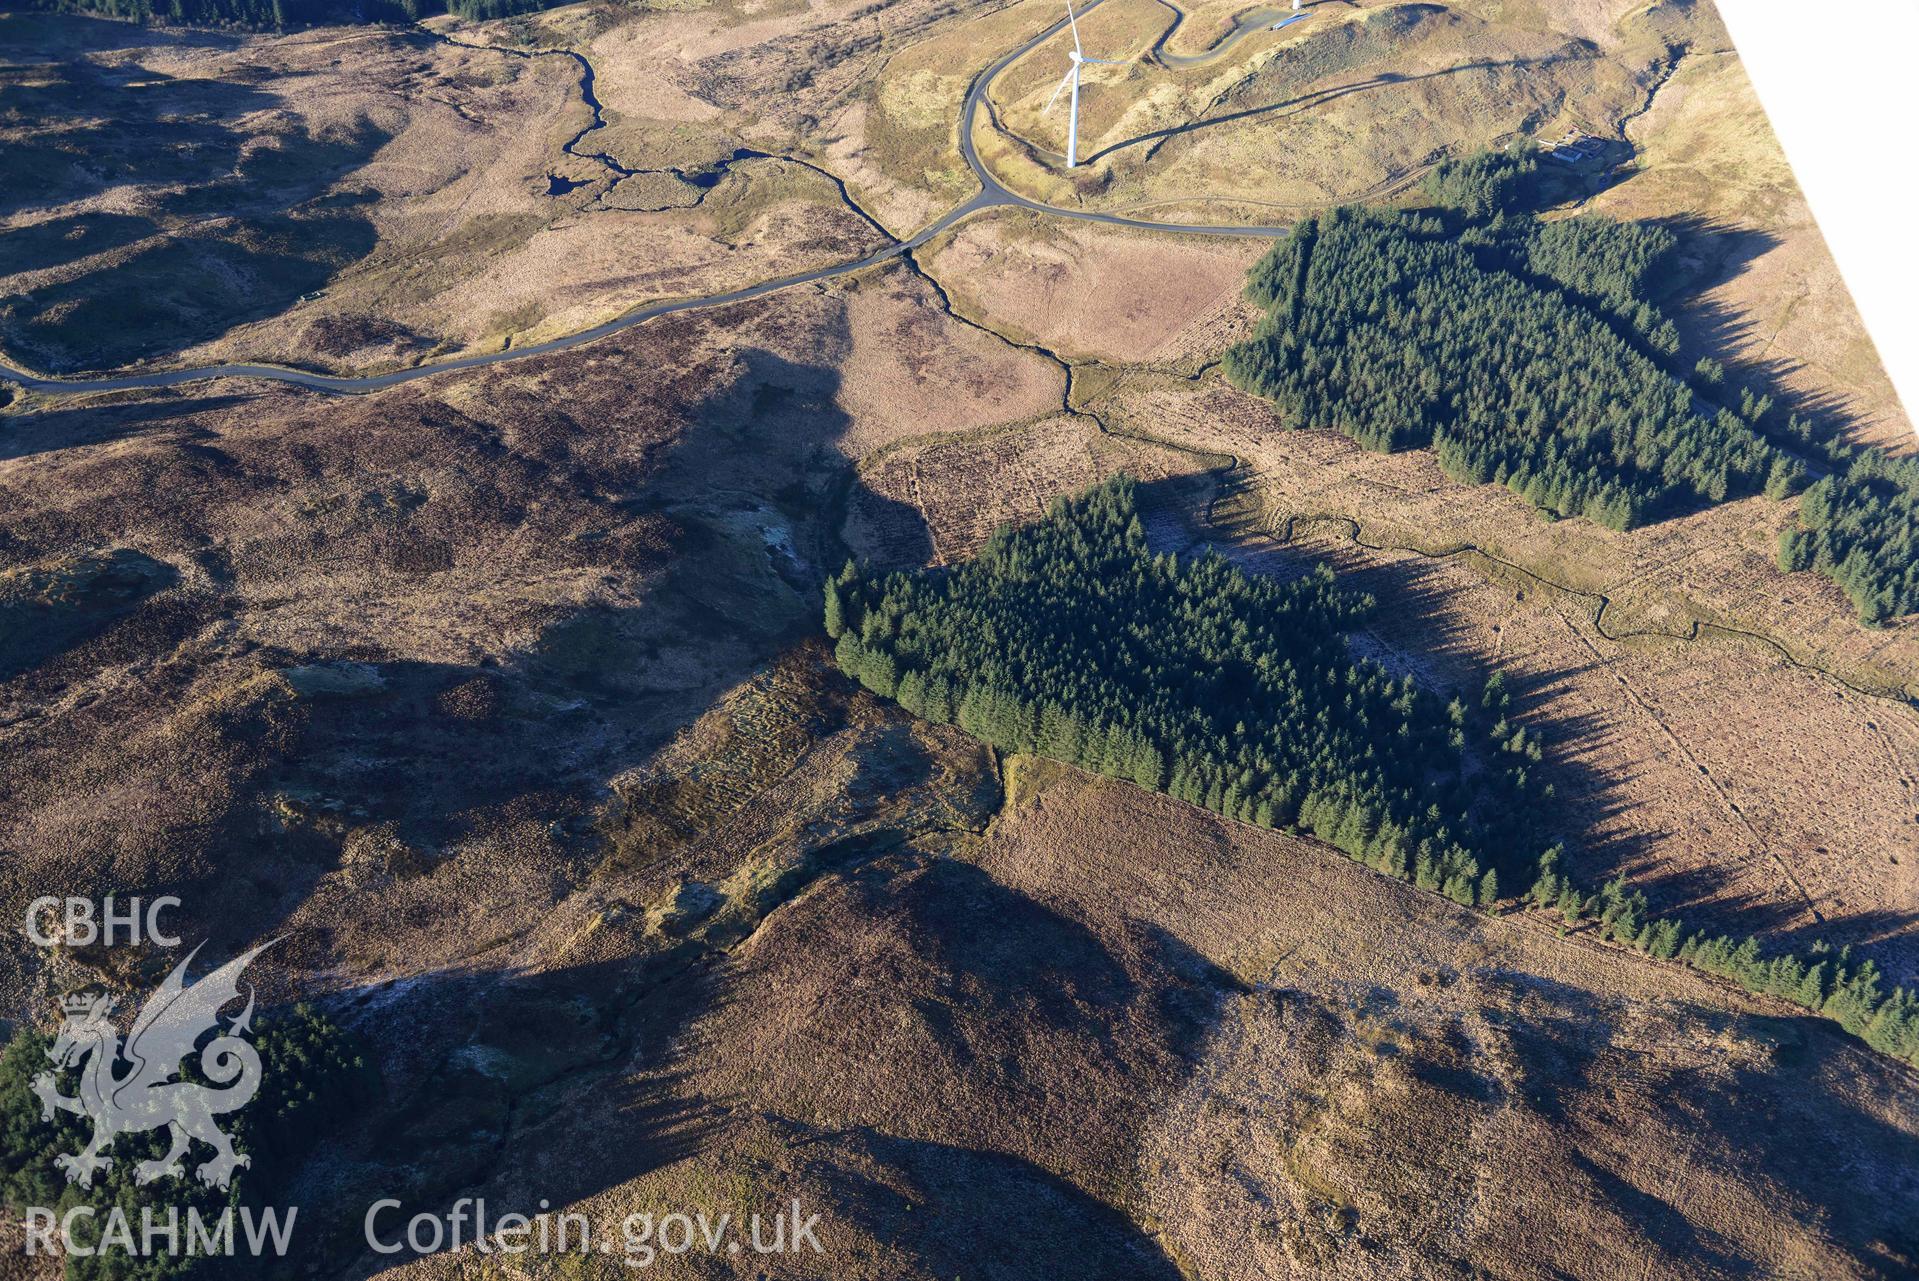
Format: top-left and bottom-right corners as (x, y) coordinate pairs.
(828, 477), (1919, 1069)
(1531, 857), (1919, 1066)
(1229, 154), (1919, 623)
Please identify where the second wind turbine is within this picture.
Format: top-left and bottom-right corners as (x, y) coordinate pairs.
(1044, 0), (1122, 168)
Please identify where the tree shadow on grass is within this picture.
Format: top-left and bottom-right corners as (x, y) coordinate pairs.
(1173, 498), (1645, 879)
(1654, 214), (1891, 456)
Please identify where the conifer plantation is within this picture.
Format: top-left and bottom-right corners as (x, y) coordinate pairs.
(828, 477), (1552, 906)
(1224, 181), (1919, 624)
(1222, 205), (1776, 531)
(1778, 455), (1919, 626)
(1529, 860), (1919, 1066)
(826, 476), (1919, 1067)
(0, 1004), (375, 1279)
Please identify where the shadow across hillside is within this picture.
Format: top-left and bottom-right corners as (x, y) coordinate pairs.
(1484, 970), (1919, 1275)
(0, 19), (265, 216)
(815, 1129), (1187, 1280)
(265, 849), (1222, 1277)
(0, 547), (180, 681)
(271, 950), (726, 1275)
(0, 338), (934, 961)
(0, 17), (388, 371)
(1655, 214), (1890, 457)
(8, 321), (1919, 1276)
(0, 393), (250, 462)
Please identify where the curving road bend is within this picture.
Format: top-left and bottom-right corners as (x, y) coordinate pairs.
(0, 0), (1285, 398)
(957, 0), (1289, 237)
(1153, 3), (1307, 68)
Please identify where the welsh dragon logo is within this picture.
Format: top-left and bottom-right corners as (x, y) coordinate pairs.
(31, 940), (278, 1190)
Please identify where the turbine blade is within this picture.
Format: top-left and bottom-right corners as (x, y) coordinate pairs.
(1081, 56), (1125, 64)
(1066, 0), (1082, 56)
(1044, 65), (1076, 112)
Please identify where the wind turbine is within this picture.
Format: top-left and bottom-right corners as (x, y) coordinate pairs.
(1043, 0), (1123, 168)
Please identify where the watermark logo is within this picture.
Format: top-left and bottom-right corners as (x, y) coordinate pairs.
(24, 895), (181, 948)
(363, 1198), (825, 1268)
(32, 939), (277, 1190)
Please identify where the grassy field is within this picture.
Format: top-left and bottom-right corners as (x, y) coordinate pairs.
(974, 0), (1682, 216)
(919, 207), (1268, 361)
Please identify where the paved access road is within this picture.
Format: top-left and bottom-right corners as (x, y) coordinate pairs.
(1153, 3), (1308, 68)
(0, 0), (1287, 398)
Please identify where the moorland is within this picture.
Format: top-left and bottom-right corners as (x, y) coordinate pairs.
(1, 0), (1916, 1277)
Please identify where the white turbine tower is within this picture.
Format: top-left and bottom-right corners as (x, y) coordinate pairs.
(1044, 0), (1122, 169)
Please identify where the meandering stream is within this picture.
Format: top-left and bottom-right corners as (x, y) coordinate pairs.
(0, 0), (1287, 397)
